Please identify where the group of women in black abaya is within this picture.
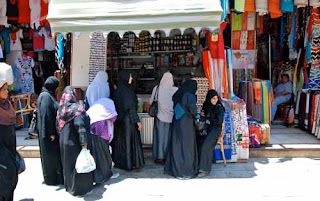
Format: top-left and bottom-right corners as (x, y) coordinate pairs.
(35, 69), (225, 198)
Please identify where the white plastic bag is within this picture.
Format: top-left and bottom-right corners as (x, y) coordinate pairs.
(75, 148), (96, 173)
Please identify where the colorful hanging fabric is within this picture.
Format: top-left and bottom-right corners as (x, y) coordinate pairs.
(310, 0), (320, 7)
(232, 13), (242, 31)
(269, 0), (283, 19)
(234, 0), (245, 13)
(220, 0), (229, 21)
(253, 81), (262, 105)
(247, 31), (255, 50)
(247, 13), (256, 30)
(202, 50), (212, 89)
(294, 0), (308, 7)
(281, 0), (294, 13)
(232, 31), (241, 49)
(55, 33), (64, 72)
(256, 0), (268, 16)
(245, 0), (256, 13)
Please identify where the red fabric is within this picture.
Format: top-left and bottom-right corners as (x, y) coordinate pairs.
(18, 0), (31, 24)
(33, 29), (44, 51)
(246, 31), (255, 50)
(202, 50), (212, 89)
(40, 0), (49, 25)
(232, 31), (241, 49)
(259, 15), (264, 35)
(241, 12), (248, 30)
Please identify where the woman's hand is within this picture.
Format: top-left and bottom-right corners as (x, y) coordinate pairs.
(200, 112), (205, 117)
(137, 122), (142, 131)
(50, 135), (55, 141)
(82, 144), (88, 149)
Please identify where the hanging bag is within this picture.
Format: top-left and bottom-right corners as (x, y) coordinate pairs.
(148, 85), (159, 117)
(75, 148), (96, 173)
(195, 116), (210, 136)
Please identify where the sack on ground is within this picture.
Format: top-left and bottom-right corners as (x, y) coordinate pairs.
(75, 148), (96, 173)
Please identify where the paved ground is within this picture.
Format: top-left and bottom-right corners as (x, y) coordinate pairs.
(14, 157), (320, 201)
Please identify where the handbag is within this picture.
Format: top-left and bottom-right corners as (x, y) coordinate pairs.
(148, 85), (159, 117)
(195, 116), (210, 136)
(16, 151), (26, 174)
(28, 109), (38, 136)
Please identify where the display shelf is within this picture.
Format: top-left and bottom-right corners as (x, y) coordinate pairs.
(118, 50), (193, 55)
(107, 55), (153, 59)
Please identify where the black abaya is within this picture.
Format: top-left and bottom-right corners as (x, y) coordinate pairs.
(198, 90), (225, 173)
(0, 125), (18, 201)
(164, 92), (198, 178)
(91, 135), (113, 184)
(37, 91), (63, 185)
(59, 115), (93, 196)
(112, 71), (145, 170)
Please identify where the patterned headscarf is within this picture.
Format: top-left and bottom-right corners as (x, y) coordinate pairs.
(57, 86), (85, 132)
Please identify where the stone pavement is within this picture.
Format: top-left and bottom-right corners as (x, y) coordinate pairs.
(14, 157), (320, 201)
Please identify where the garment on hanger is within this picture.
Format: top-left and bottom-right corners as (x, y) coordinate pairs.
(21, 28), (34, 51)
(14, 55), (35, 94)
(17, 0), (30, 24)
(6, 0), (18, 25)
(9, 28), (22, 51)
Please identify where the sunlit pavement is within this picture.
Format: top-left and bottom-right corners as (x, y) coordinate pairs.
(14, 158), (320, 201)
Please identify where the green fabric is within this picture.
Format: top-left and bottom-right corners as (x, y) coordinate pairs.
(262, 82), (270, 124)
(234, 0), (245, 12)
(232, 13), (242, 31)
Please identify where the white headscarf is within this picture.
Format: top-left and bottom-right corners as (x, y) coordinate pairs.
(0, 62), (13, 88)
(86, 71), (110, 107)
(150, 72), (178, 123)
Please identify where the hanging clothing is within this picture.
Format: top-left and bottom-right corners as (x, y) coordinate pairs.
(6, 0), (18, 25)
(198, 90), (225, 173)
(112, 70), (145, 170)
(40, 0), (49, 26)
(245, 0), (255, 13)
(165, 80), (198, 179)
(9, 29), (22, 52)
(17, 0), (30, 24)
(281, 0), (294, 13)
(0, 28), (10, 54)
(269, 0), (283, 19)
(14, 56), (35, 94)
(30, 0), (41, 26)
(21, 28), (34, 52)
(86, 98), (117, 184)
(86, 71), (110, 107)
(0, 0), (8, 26)
(256, 0), (268, 15)
(234, 0), (245, 13)
(150, 72), (177, 161)
(57, 86), (93, 196)
(37, 76), (63, 186)
(294, 0), (308, 7)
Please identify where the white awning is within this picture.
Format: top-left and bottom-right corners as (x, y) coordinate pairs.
(47, 0), (223, 34)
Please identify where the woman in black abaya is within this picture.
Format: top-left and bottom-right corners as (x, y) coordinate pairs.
(198, 89), (225, 178)
(37, 76), (63, 186)
(164, 80), (198, 179)
(57, 86), (93, 196)
(0, 65), (18, 201)
(112, 70), (145, 170)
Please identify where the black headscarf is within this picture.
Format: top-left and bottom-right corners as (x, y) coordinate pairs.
(172, 80), (197, 105)
(114, 70), (138, 121)
(44, 76), (59, 95)
(202, 89), (225, 114)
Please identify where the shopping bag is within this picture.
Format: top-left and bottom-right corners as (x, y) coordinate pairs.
(16, 151), (26, 174)
(75, 148), (96, 173)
